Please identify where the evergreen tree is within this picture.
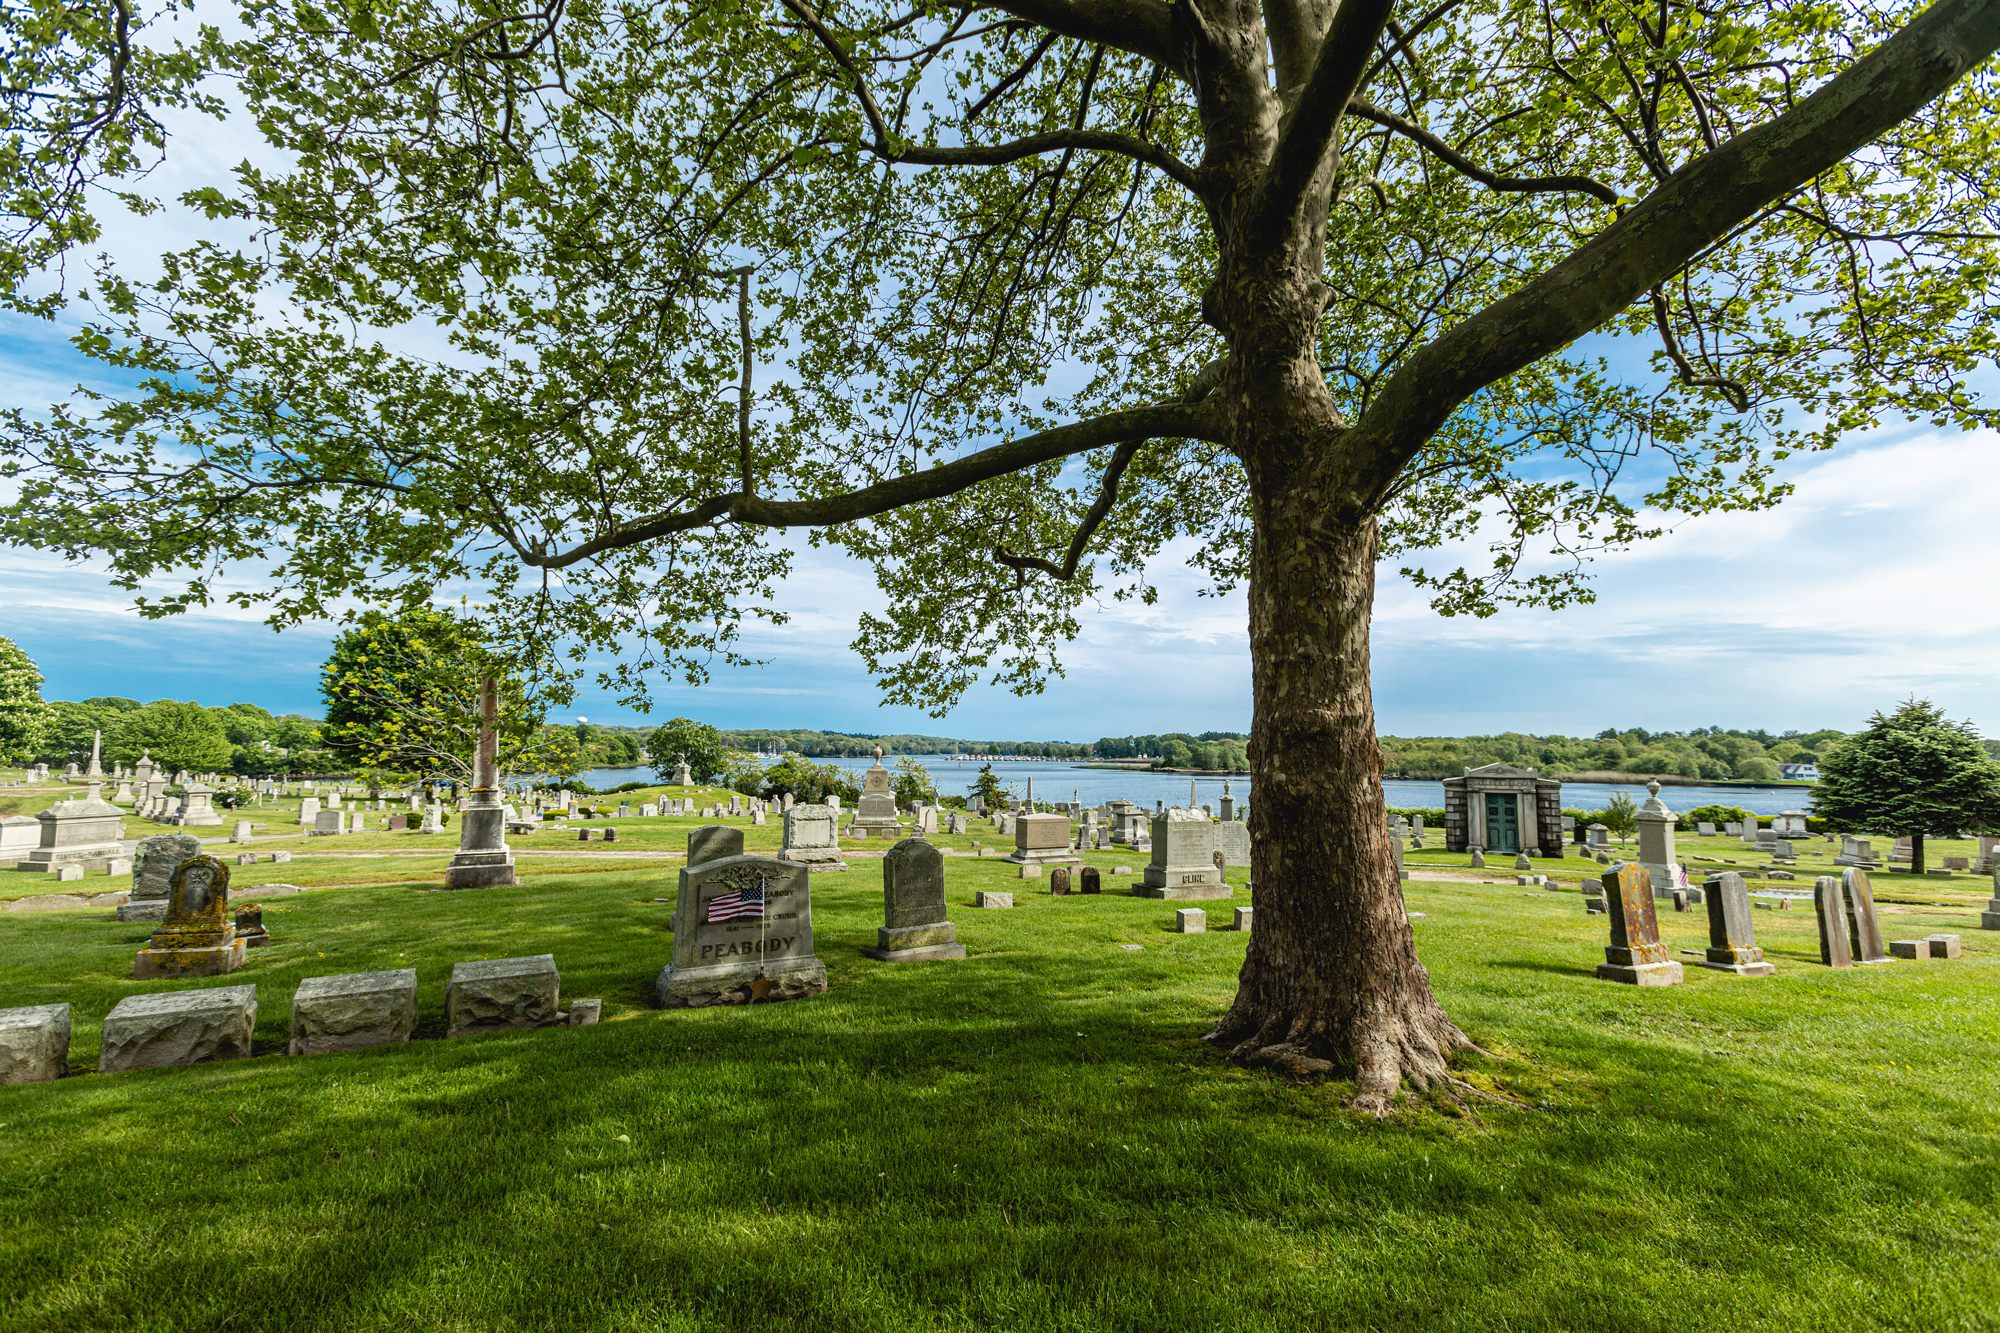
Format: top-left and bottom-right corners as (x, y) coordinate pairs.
(0, 637), (52, 766)
(1812, 700), (2000, 874)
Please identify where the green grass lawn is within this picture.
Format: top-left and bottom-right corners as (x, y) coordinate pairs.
(0, 841), (1996, 1332)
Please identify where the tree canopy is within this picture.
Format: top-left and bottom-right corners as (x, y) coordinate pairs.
(647, 718), (729, 785)
(0, 637), (51, 765)
(1812, 698), (2000, 872)
(105, 698), (232, 773)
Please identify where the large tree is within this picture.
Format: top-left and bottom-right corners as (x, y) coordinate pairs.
(1812, 699), (2000, 874)
(3, 0), (1998, 1110)
(106, 699), (233, 773)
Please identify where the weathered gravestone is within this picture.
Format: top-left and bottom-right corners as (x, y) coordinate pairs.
(657, 833), (827, 1007)
(1984, 864), (2000, 931)
(134, 854), (245, 980)
(1008, 810), (1079, 867)
(1813, 876), (1853, 967)
(1841, 867), (1890, 964)
(1049, 866), (1072, 895)
(1133, 811), (1230, 899)
(98, 986), (257, 1073)
(447, 955), (561, 1037)
(863, 838), (965, 962)
(0, 1004), (70, 1084)
(1693, 873), (1775, 976)
(289, 969), (419, 1055)
(1079, 865), (1101, 895)
(1697, 822), (1717, 837)
(1596, 862), (1683, 986)
(312, 809), (343, 837)
(781, 805), (847, 873)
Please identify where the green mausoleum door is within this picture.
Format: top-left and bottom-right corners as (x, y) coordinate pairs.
(1484, 793), (1521, 854)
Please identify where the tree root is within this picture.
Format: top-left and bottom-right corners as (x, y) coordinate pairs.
(1212, 1011), (1521, 1119)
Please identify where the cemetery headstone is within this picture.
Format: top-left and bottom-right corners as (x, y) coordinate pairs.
(97, 986), (257, 1073)
(863, 837), (965, 962)
(1050, 867), (1072, 895)
(446, 955), (562, 1037)
(290, 969), (419, 1055)
(1174, 907), (1207, 933)
(657, 843), (827, 1006)
(1133, 811), (1230, 899)
(1596, 862), (1683, 985)
(688, 825), (744, 865)
(1636, 781), (1679, 899)
(1008, 810), (1079, 868)
(1514, 851), (1533, 870)
(312, 809), (343, 837)
(134, 854), (246, 980)
(1693, 873), (1774, 976)
(1697, 822), (1716, 836)
(0, 1004), (70, 1084)
(15, 781), (126, 874)
(974, 891), (1013, 909)
(233, 904), (270, 947)
(1983, 864), (2000, 931)
(1887, 938), (1932, 959)
(782, 806), (847, 872)
(1841, 868), (1890, 964)
(1080, 865), (1101, 894)
(1927, 933), (1964, 959)
(1813, 876), (1854, 966)
(1233, 906), (1253, 931)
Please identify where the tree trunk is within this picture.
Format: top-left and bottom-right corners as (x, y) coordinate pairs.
(1207, 413), (1475, 1115)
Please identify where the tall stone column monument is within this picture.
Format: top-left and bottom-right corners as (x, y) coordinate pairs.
(445, 676), (518, 888)
(1635, 780), (1680, 898)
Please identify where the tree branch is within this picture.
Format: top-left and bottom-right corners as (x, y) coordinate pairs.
(992, 439), (1143, 581)
(979, 0), (1184, 76)
(1244, 0), (1396, 254)
(518, 402), (1215, 569)
(895, 129), (1203, 192)
(1347, 98), (1620, 207)
(1649, 285), (1750, 411)
(1349, 0), (2000, 499)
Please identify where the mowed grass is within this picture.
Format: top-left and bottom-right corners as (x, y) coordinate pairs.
(0, 847), (1996, 1331)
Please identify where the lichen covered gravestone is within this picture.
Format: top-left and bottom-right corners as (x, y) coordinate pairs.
(133, 854), (245, 980)
(1595, 862), (1683, 985)
(863, 837), (966, 962)
(1813, 876), (1854, 967)
(657, 833), (828, 1007)
(1693, 872), (1775, 976)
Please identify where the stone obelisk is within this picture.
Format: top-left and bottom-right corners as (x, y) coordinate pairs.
(444, 676), (518, 888)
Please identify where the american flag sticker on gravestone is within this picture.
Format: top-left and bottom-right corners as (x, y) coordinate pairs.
(707, 879), (766, 923)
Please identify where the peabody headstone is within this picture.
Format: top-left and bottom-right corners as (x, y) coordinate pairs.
(1596, 862), (1683, 986)
(657, 846), (827, 1006)
(1694, 873), (1774, 976)
(1841, 868), (1890, 964)
(1814, 876), (1854, 967)
(781, 805), (847, 873)
(1133, 810), (1229, 899)
(289, 970), (419, 1055)
(864, 838), (964, 962)
(97, 986), (257, 1073)
(134, 854), (245, 980)
(0, 1004), (71, 1084)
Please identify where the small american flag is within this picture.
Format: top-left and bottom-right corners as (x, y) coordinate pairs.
(706, 879), (766, 923)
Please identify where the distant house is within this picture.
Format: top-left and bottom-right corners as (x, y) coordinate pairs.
(1779, 763), (1820, 781)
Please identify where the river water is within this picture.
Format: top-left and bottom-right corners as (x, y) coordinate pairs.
(576, 759), (1816, 816)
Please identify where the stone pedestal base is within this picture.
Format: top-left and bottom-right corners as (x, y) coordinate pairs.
(16, 842), (125, 873)
(1693, 958), (1775, 976)
(444, 850), (518, 888)
(781, 849), (848, 872)
(1004, 849), (1081, 866)
(291, 969), (418, 1055)
(134, 939), (246, 980)
(117, 900), (169, 923)
(1981, 901), (2000, 930)
(848, 820), (903, 841)
(1133, 865), (1231, 899)
(863, 921), (965, 962)
(655, 955), (828, 1008)
(1596, 959), (1684, 985)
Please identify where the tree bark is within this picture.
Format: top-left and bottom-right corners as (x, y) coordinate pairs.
(1207, 380), (1475, 1114)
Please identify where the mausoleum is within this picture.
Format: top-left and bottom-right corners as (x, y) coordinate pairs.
(1443, 763), (1563, 857)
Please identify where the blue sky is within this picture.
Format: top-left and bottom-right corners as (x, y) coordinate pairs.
(8, 413), (1999, 741)
(6, 80), (1999, 743)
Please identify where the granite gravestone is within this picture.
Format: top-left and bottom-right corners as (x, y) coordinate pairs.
(658, 834), (827, 1006)
(1841, 867), (1890, 964)
(781, 805), (847, 873)
(1596, 862), (1683, 985)
(134, 854), (246, 979)
(1813, 876), (1854, 966)
(1133, 811), (1230, 899)
(1080, 865), (1101, 894)
(863, 837), (965, 962)
(1694, 872), (1774, 976)
(1049, 866), (1072, 895)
